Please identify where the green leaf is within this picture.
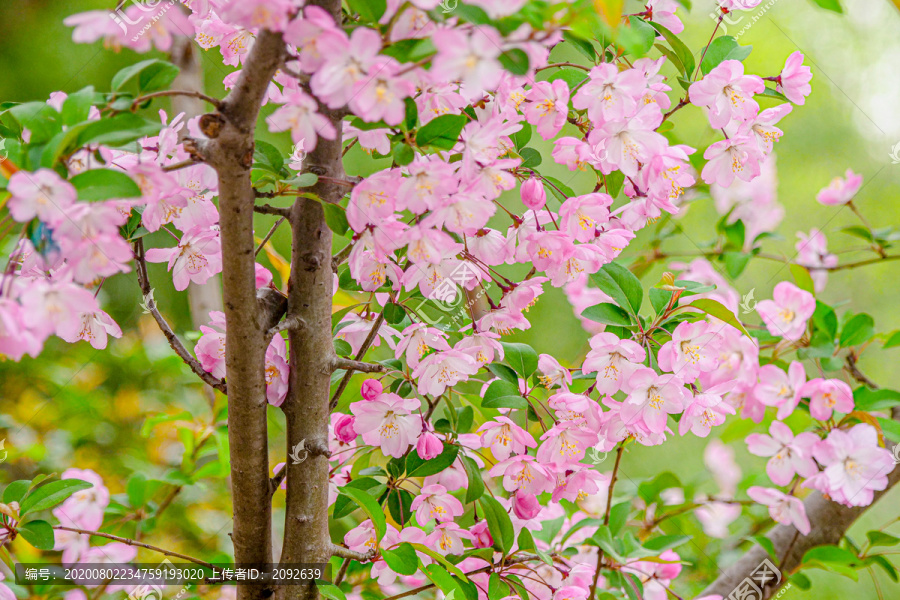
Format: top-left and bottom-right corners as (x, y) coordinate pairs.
(317, 582), (347, 600)
(701, 36), (752, 75)
(382, 542), (419, 576)
(461, 456), (485, 504)
(393, 143), (415, 166)
(853, 387), (900, 412)
(562, 31), (597, 61)
(866, 555), (899, 582)
(384, 302), (407, 325)
(112, 59), (179, 93)
(3, 480), (31, 504)
(723, 252), (752, 278)
(20, 479), (92, 516)
(9, 101), (60, 144)
(489, 574), (510, 600)
(650, 288), (675, 315)
(866, 530), (900, 548)
(337, 486), (387, 540)
(621, 17), (657, 57)
(879, 417), (900, 443)
(500, 342), (538, 378)
(801, 545), (860, 580)
(608, 501), (630, 537)
(126, 473), (147, 509)
(748, 535), (778, 560)
(487, 363), (519, 385)
(648, 22), (695, 77)
(642, 534), (690, 552)
(813, 301), (838, 340)
(412, 545), (468, 580)
(18, 520), (55, 550)
(254, 140), (284, 173)
(479, 495), (514, 555)
(61, 86), (97, 127)
(416, 114), (467, 150)
(590, 262), (643, 315)
(348, 0), (387, 21)
(482, 380), (527, 410)
(499, 49), (530, 76)
(839, 313), (875, 348)
(790, 263), (816, 295)
(324, 203), (350, 236)
(70, 169), (141, 202)
(605, 170), (625, 198)
(510, 125), (532, 150)
(387, 487), (414, 526)
(684, 298), (749, 337)
(519, 147), (541, 169)
(883, 330), (900, 349)
(582, 303), (634, 327)
(406, 443), (459, 477)
(810, 0), (843, 13)
(75, 113), (162, 148)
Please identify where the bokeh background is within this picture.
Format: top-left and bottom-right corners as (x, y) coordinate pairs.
(2, 0), (900, 598)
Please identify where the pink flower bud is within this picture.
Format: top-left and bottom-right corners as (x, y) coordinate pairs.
(512, 490), (541, 520)
(333, 414), (357, 443)
(416, 431), (443, 460)
(360, 379), (383, 401)
(470, 520), (493, 548)
(521, 177), (546, 210)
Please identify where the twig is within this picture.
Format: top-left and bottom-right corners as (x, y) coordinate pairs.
(131, 90), (221, 111)
(254, 204), (292, 217)
(329, 312), (386, 410)
(332, 243), (354, 270)
(266, 315), (305, 340)
(334, 558), (351, 586)
(590, 443), (625, 600)
(133, 239), (227, 393)
(162, 159), (201, 173)
(53, 526), (217, 569)
(331, 357), (386, 374)
(329, 544), (376, 562)
(256, 217), (286, 257)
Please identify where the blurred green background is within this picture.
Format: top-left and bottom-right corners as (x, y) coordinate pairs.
(2, 0), (900, 598)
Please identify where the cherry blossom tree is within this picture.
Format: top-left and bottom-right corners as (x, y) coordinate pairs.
(1, 1), (899, 600)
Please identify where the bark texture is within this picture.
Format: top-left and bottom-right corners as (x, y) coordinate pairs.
(203, 30), (287, 600)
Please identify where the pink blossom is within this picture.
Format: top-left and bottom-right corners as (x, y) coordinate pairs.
(456, 332), (505, 366)
(756, 282), (815, 341)
(523, 80), (570, 139)
(426, 522), (474, 555)
(334, 313), (399, 355)
(218, 0), (294, 32)
(795, 229), (837, 292)
(704, 440), (741, 496)
(477, 416), (536, 461)
(350, 393), (421, 458)
(678, 383), (736, 437)
(416, 430), (443, 460)
(195, 311), (227, 379)
(800, 378), (854, 421)
(470, 520), (493, 548)
(7, 169), (77, 225)
(412, 350), (480, 396)
(700, 135), (764, 186)
(53, 469), (109, 531)
(511, 490), (542, 520)
(310, 27), (380, 108)
(489, 455), (554, 495)
(754, 361), (806, 420)
(537, 420), (599, 465)
(777, 52), (812, 105)
(805, 424), (894, 507)
(360, 379), (384, 401)
(552, 466), (608, 503)
(265, 335), (289, 406)
(410, 484), (464, 525)
(572, 63), (646, 124)
(145, 227), (223, 291)
(344, 519), (377, 553)
(689, 60), (764, 128)
(332, 414), (357, 444)
(737, 104), (792, 155)
(746, 421), (819, 486)
(559, 193), (612, 243)
(695, 501), (741, 538)
(21, 279), (99, 340)
(582, 332), (646, 395)
(747, 487), (810, 534)
(58, 310), (123, 350)
(431, 27), (503, 98)
(521, 177), (547, 210)
(622, 369), (685, 434)
(816, 169), (863, 206)
(266, 90), (337, 153)
(350, 57), (416, 126)
(537, 354), (572, 389)
(647, 0), (684, 34)
(657, 321), (723, 381)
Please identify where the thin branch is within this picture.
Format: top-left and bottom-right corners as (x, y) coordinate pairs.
(332, 242), (354, 270)
(534, 62), (591, 72)
(131, 90), (221, 111)
(256, 217), (287, 257)
(334, 558), (351, 586)
(590, 443), (624, 600)
(267, 315), (305, 340)
(53, 526), (217, 569)
(331, 357), (386, 374)
(381, 554), (543, 600)
(162, 159), (201, 173)
(254, 204), (292, 217)
(133, 239), (227, 393)
(269, 466), (287, 496)
(329, 312), (386, 410)
(328, 544), (376, 562)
